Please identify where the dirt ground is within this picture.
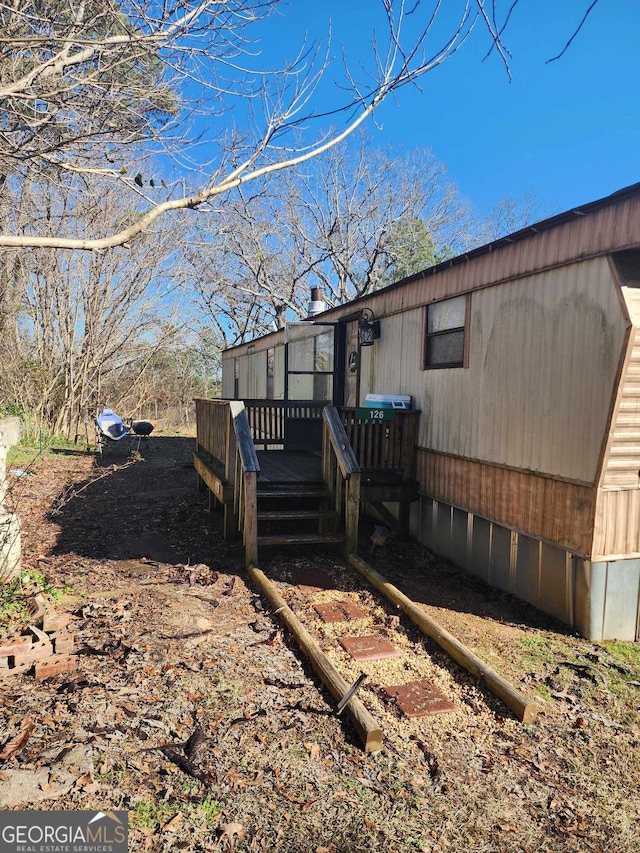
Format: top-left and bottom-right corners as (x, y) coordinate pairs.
(1, 436), (640, 852)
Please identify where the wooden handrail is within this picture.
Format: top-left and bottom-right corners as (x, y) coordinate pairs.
(227, 401), (260, 566)
(322, 406), (360, 479)
(194, 398), (260, 565)
(230, 401), (260, 473)
(322, 406), (361, 554)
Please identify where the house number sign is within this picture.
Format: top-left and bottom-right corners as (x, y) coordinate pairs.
(355, 407), (396, 422)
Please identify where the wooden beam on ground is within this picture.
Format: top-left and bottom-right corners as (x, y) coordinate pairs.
(348, 554), (539, 724)
(247, 564), (383, 753)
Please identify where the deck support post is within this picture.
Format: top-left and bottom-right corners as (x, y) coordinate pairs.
(244, 471), (258, 566)
(398, 500), (411, 539)
(345, 472), (361, 555)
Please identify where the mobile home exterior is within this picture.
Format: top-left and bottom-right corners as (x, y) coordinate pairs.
(221, 183), (640, 641)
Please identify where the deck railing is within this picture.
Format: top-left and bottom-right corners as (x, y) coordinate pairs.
(340, 408), (420, 480)
(242, 399), (326, 449)
(195, 397), (420, 560)
(322, 406), (361, 554)
(196, 398), (420, 478)
(195, 397), (229, 464)
(194, 398), (259, 562)
(230, 402), (260, 565)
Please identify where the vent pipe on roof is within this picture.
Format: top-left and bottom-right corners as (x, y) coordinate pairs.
(307, 287), (327, 318)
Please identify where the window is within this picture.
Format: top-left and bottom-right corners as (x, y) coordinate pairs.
(424, 294), (468, 369)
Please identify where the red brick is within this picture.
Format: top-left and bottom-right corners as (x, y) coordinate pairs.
(0, 635), (32, 657)
(13, 627), (53, 665)
(51, 631), (75, 655)
(42, 613), (71, 633)
(314, 601), (367, 623)
(26, 593), (49, 620)
(35, 655), (78, 680)
(12, 644), (53, 665)
(339, 634), (401, 662)
(383, 681), (457, 717)
(0, 660), (33, 677)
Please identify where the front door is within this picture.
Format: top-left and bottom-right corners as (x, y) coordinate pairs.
(284, 322), (336, 450)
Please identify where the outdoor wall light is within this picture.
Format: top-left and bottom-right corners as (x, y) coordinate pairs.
(358, 308), (381, 347)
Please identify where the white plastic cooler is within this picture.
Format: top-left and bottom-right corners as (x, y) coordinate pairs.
(364, 394), (412, 410)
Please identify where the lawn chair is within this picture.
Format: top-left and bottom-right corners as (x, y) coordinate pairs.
(95, 409), (155, 453)
(95, 409), (131, 453)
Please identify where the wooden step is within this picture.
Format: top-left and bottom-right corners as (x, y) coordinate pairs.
(257, 485), (327, 499)
(257, 509), (339, 521)
(257, 532), (345, 547)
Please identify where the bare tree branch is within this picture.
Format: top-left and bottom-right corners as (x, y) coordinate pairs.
(546, 0), (601, 63)
(0, 0), (510, 250)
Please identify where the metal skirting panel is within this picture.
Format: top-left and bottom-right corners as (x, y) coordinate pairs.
(594, 559), (640, 641)
(488, 525), (512, 593)
(469, 515), (491, 582)
(411, 496), (640, 640)
(514, 535), (541, 606)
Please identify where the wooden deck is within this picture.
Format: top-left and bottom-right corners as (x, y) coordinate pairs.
(256, 450), (322, 484)
(194, 399), (421, 562)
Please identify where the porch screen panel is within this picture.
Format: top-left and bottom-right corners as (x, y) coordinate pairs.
(285, 322), (335, 401)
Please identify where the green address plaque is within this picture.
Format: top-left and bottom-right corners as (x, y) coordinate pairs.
(355, 407), (396, 422)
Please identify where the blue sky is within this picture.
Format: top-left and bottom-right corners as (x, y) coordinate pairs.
(254, 0), (640, 221)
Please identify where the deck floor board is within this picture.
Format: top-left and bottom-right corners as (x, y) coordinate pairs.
(256, 450), (323, 484)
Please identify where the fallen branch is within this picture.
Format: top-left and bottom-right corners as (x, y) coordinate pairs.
(159, 745), (213, 786)
(50, 458), (140, 515)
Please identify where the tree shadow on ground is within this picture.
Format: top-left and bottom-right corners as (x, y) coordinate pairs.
(257, 515), (576, 638)
(49, 435), (243, 571)
(50, 434), (573, 637)
(363, 529), (577, 637)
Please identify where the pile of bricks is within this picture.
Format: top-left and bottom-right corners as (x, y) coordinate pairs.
(0, 607), (76, 680)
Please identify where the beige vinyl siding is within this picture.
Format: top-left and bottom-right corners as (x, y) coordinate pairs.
(593, 285), (640, 558)
(237, 355), (249, 399)
(221, 358), (235, 398)
(600, 288), (640, 488)
(593, 488), (640, 559)
(363, 256), (626, 483)
(246, 350), (267, 398)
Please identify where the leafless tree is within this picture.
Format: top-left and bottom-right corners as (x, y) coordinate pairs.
(475, 193), (557, 243)
(190, 137), (474, 344)
(0, 0), (515, 251)
(0, 178), (193, 438)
